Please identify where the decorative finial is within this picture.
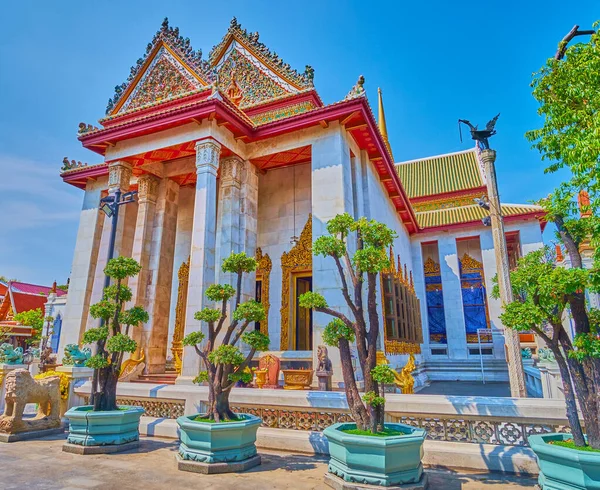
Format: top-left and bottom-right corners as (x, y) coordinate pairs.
(51, 281), (57, 294)
(555, 244), (564, 262)
(377, 87), (393, 159)
(230, 16), (240, 29)
(458, 114), (500, 151)
(578, 190), (592, 218)
(344, 75), (366, 100)
(161, 17), (169, 31)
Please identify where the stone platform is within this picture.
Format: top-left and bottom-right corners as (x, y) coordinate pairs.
(324, 472), (428, 490)
(0, 427), (65, 443)
(63, 440), (140, 455)
(177, 453), (261, 474)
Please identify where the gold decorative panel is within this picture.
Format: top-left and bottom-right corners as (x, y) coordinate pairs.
(171, 257), (190, 373)
(256, 247), (272, 335)
(279, 215), (312, 350)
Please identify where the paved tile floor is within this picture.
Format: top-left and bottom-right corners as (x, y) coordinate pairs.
(0, 434), (538, 489)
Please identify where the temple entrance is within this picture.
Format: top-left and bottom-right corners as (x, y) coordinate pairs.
(293, 273), (312, 351)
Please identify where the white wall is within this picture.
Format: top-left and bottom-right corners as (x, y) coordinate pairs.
(257, 162), (312, 350)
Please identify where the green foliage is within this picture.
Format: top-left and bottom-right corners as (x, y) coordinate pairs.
(208, 344), (244, 366)
(233, 300), (265, 323)
(105, 333), (137, 353)
(120, 306), (149, 326)
(85, 354), (110, 369)
(104, 284), (133, 303)
(222, 252), (257, 274)
(571, 329), (600, 361)
(362, 391), (385, 407)
(183, 331), (205, 346)
(326, 213), (355, 238)
(323, 318), (355, 346)
(353, 246), (390, 273)
(371, 364), (395, 385)
(355, 218), (397, 248)
(228, 369), (253, 384)
(299, 291), (328, 309)
(82, 326), (108, 344)
(206, 284), (236, 302)
(526, 27), (600, 263)
(14, 308), (43, 331)
(194, 308), (221, 323)
(313, 235), (346, 258)
(241, 330), (270, 351)
(89, 300), (117, 320)
(104, 256), (142, 280)
(193, 371), (209, 384)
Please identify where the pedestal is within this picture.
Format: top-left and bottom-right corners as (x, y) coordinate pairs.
(56, 366), (94, 410)
(0, 364), (27, 413)
(316, 371), (333, 391)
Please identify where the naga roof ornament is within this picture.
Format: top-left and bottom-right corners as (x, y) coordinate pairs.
(209, 17), (315, 89)
(344, 75), (366, 100)
(61, 157), (89, 173)
(105, 18), (213, 114)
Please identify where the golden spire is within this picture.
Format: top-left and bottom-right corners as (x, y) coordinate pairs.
(378, 87), (393, 159)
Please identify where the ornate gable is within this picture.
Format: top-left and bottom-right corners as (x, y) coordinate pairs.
(106, 18), (212, 116)
(210, 18), (315, 108)
(119, 46), (203, 113)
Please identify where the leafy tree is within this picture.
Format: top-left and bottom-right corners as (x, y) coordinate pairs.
(300, 214), (397, 434)
(83, 257), (149, 411)
(183, 252), (269, 422)
(513, 23), (600, 449)
(14, 308), (44, 346)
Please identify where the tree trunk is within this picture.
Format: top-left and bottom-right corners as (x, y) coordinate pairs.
(338, 338), (370, 430)
(548, 342), (586, 446)
(211, 389), (235, 422)
(93, 366), (119, 411)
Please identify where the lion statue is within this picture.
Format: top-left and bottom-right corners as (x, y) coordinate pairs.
(62, 344), (91, 367)
(0, 343), (24, 365)
(316, 345), (333, 373)
(0, 369), (61, 434)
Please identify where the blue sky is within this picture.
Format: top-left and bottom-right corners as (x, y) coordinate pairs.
(0, 1), (597, 285)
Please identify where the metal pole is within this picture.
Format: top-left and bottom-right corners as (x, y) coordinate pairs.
(478, 329), (485, 384)
(480, 149), (527, 397)
(103, 189), (121, 292)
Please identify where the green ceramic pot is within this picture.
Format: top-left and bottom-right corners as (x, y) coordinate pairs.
(323, 422), (427, 487)
(177, 413), (262, 464)
(65, 405), (144, 446)
(529, 433), (600, 489)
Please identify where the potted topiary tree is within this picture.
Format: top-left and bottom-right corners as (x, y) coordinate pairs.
(503, 22), (600, 490)
(176, 252), (269, 474)
(300, 214), (427, 488)
(63, 256), (149, 454)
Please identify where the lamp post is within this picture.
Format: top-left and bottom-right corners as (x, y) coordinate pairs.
(458, 115), (527, 398)
(479, 148), (527, 398)
(99, 189), (137, 290)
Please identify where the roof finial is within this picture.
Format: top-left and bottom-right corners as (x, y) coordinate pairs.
(344, 75), (366, 100)
(378, 87), (393, 160)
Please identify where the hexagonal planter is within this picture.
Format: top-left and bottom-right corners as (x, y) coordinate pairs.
(64, 405), (144, 454)
(176, 413), (262, 473)
(529, 433), (600, 490)
(323, 422), (427, 487)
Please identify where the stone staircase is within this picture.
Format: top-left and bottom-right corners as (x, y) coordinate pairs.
(422, 359), (509, 382)
(132, 369), (179, 385)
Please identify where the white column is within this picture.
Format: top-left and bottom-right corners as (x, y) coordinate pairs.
(240, 161), (259, 303)
(480, 230), (509, 360)
(411, 241), (430, 359)
(215, 156), (243, 285)
(438, 236), (468, 360)
(311, 124), (354, 386)
(144, 178), (179, 374)
(180, 140), (221, 380)
(58, 180), (104, 360)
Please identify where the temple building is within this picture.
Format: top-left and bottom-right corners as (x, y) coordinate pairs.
(58, 18), (545, 387)
(0, 281), (67, 349)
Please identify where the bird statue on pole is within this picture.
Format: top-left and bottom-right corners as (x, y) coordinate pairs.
(458, 113), (500, 150)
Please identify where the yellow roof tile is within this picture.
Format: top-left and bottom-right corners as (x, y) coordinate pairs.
(396, 148), (484, 198)
(415, 203), (543, 228)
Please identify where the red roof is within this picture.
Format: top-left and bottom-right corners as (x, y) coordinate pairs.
(10, 282), (66, 297)
(10, 291), (47, 315)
